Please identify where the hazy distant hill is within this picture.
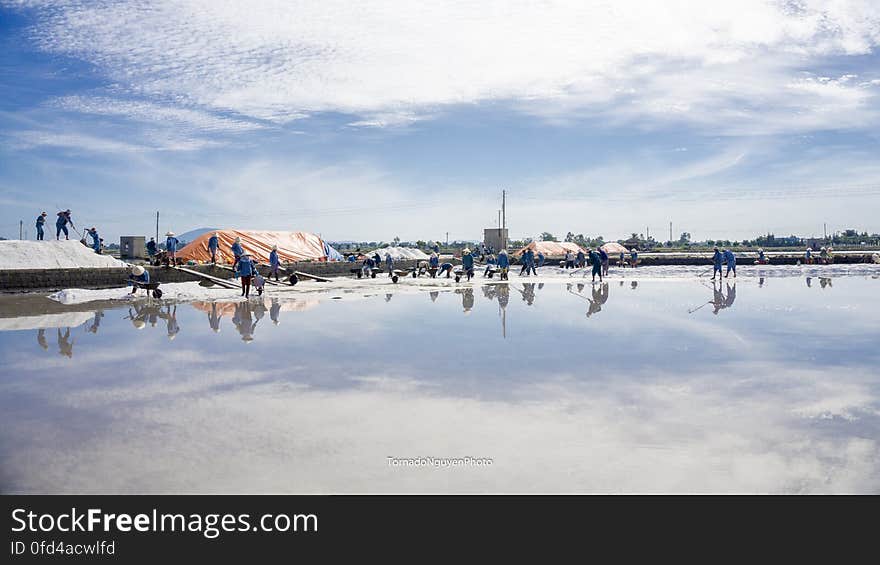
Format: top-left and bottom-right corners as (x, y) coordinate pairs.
(176, 227), (218, 245)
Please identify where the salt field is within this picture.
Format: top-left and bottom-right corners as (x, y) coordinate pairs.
(1, 267), (878, 493)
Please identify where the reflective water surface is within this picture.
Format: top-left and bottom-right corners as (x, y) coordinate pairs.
(1, 276), (878, 493)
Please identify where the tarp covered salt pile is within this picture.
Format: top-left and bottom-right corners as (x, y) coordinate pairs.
(177, 230), (340, 265)
(0, 240), (129, 270)
(369, 246), (430, 261)
(514, 241), (586, 258)
(600, 242), (629, 255)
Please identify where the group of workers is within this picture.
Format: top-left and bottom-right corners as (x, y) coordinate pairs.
(802, 246), (834, 265)
(711, 247), (738, 279)
(33, 209), (104, 253)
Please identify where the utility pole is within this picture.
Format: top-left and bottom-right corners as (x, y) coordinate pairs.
(156, 211), (159, 243)
(669, 221), (673, 243)
(823, 222), (827, 241)
(501, 189), (507, 249)
(20, 220), (23, 240)
(446, 232), (449, 246)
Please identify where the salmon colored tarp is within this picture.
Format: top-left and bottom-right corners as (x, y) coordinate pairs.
(513, 241), (586, 258)
(177, 230), (329, 265)
(600, 242), (629, 255)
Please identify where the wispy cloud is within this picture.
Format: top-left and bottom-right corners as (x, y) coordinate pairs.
(4, 0), (879, 135)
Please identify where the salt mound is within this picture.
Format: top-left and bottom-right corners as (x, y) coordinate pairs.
(369, 246), (430, 260)
(49, 282), (245, 305)
(0, 240), (129, 270)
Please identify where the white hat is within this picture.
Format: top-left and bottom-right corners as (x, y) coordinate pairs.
(499, 249), (507, 254)
(133, 320), (146, 329)
(166, 231), (174, 236)
(272, 244), (278, 250)
(463, 248), (471, 254)
(235, 237), (242, 243)
(168, 333), (177, 341)
(132, 265), (145, 275)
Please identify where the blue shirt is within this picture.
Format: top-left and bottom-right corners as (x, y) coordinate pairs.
(462, 253), (474, 269)
(497, 253), (509, 268)
(231, 242), (244, 257)
(131, 271), (150, 284)
(36, 215), (45, 227)
(166, 237), (179, 252)
(713, 250), (723, 266)
(236, 256), (256, 276)
(723, 250), (736, 265)
(429, 256), (439, 267)
(208, 236), (219, 250)
(269, 250), (280, 267)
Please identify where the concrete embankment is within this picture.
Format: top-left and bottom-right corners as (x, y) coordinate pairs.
(0, 260), (424, 293)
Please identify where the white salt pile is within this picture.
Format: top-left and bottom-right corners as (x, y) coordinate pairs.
(49, 282), (245, 305)
(368, 246), (430, 260)
(0, 240), (129, 270)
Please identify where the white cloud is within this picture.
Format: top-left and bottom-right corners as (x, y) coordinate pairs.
(52, 96), (266, 134)
(6, 0), (880, 133)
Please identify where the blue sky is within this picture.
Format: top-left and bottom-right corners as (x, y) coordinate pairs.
(1, 0), (879, 243)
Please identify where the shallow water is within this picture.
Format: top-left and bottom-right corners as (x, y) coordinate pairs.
(1, 274), (878, 493)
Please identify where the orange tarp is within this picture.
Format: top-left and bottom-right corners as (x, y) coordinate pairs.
(514, 241), (586, 258)
(178, 230), (328, 265)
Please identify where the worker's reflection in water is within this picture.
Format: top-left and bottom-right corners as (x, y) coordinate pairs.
(586, 282), (609, 318)
(496, 284), (509, 309)
(429, 291), (439, 303)
(57, 328), (74, 358)
(806, 276), (812, 288)
(232, 301), (258, 342)
(207, 303), (223, 333)
(631, 281), (638, 290)
(519, 283), (536, 305)
(819, 277), (832, 289)
(270, 298), (281, 325)
(710, 281), (736, 315)
(456, 287), (474, 314)
(87, 310), (104, 334)
(253, 298), (267, 325)
(385, 293), (393, 302)
(164, 305), (180, 341)
(758, 277), (765, 288)
(126, 303), (162, 330)
(37, 328), (49, 351)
